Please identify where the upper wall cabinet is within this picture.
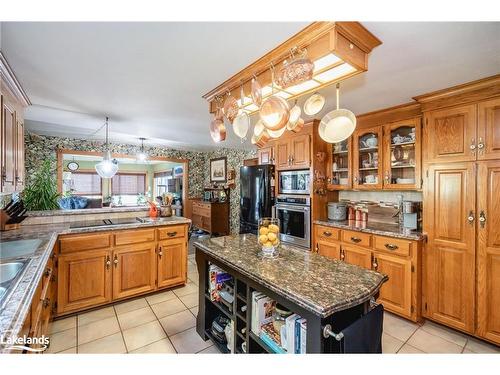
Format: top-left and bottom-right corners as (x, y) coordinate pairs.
(383, 118), (421, 190)
(1, 52), (30, 193)
(423, 104), (477, 163)
(328, 138), (352, 190)
(353, 126), (383, 189)
(478, 97), (500, 160)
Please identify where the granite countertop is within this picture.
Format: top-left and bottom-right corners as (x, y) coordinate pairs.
(0, 216), (191, 353)
(194, 234), (388, 318)
(314, 220), (426, 241)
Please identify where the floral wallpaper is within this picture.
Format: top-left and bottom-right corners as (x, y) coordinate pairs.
(22, 133), (256, 234)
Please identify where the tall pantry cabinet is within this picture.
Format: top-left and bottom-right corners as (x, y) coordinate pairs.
(419, 77), (500, 345)
(1, 52), (30, 194)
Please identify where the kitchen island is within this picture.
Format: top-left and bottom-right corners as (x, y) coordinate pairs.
(194, 234), (388, 354)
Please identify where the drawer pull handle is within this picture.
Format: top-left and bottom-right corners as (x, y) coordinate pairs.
(340, 249), (345, 261)
(158, 246), (163, 258)
(167, 231), (177, 237)
(106, 256), (111, 270)
(350, 236), (362, 243)
(384, 243), (399, 251)
(113, 254), (118, 267)
(323, 231), (332, 237)
(372, 257), (378, 271)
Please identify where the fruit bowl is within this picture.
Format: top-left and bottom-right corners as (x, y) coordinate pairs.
(258, 218), (280, 257)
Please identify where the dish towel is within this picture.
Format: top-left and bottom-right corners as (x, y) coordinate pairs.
(340, 304), (384, 353)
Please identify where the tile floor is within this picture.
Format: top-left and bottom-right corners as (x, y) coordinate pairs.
(46, 254), (499, 354)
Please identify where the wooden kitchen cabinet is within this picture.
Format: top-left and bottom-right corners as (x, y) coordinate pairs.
(157, 238), (187, 289)
(191, 200), (229, 235)
(423, 104), (477, 163)
(423, 162), (476, 333)
(341, 244), (372, 270)
(275, 133), (311, 170)
(476, 160), (500, 345)
(477, 97), (500, 160)
(57, 249), (112, 314)
(328, 138), (352, 190)
(353, 126), (383, 189)
(317, 240), (341, 260)
(1, 97), (16, 193)
(275, 138), (290, 170)
(373, 253), (412, 318)
(112, 243), (156, 299)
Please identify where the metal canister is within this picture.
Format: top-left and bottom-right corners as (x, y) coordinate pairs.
(328, 202), (347, 221)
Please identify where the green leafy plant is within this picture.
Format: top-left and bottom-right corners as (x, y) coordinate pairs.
(23, 159), (60, 211)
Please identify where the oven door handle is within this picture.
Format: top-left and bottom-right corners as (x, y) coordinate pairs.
(276, 204), (310, 212)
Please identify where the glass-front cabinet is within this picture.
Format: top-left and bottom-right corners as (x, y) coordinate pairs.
(353, 126), (383, 189)
(382, 118), (421, 190)
(328, 138), (352, 190)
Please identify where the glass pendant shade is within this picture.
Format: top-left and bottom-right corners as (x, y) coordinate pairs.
(95, 150), (118, 178)
(319, 109), (356, 143)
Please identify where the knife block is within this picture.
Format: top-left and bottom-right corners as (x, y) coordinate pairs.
(0, 209), (20, 231)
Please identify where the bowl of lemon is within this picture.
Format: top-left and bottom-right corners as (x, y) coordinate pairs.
(258, 218), (280, 257)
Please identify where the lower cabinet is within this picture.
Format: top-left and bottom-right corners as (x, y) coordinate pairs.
(57, 249), (112, 314)
(373, 253), (412, 318)
(341, 244), (372, 269)
(158, 238), (187, 288)
(112, 243), (156, 300)
(56, 225), (188, 315)
(317, 240), (341, 260)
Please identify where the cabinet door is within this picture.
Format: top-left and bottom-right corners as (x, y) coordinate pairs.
(329, 139), (352, 190)
(1, 100), (16, 192)
(477, 97), (500, 160)
(112, 243), (156, 300)
(374, 253), (412, 318)
(316, 240), (341, 260)
(258, 146), (274, 165)
(157, 238), (187, 289)
(275, 139), (290, 170)
(290, 134), (310, 169)
(353, 126), (383, 189)
(476, 160), (500, 344)
(15, 119), (24, 190)
(423, 163), (475, 333)
(341, 244), (372, 269)
(423, 104), (477, 163)
(382, 118), (421, 190)
(58, 250), (112, 314)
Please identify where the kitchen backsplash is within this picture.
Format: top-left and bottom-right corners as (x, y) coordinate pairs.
(21, 133), (256, 234)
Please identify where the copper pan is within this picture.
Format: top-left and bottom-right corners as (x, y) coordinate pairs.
(210, 118), (226, 142)
(251, 129), (271, 148)
(288, 118), (304, 133)
(251, 77), (262, 107)
(260, 95), (290, 131)
(223, 94), (239, 124)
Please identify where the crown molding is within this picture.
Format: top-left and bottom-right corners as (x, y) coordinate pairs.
(0, 50), (31, 107)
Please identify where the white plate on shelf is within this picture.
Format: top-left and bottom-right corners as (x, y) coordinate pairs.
(396, 178), (415, 184)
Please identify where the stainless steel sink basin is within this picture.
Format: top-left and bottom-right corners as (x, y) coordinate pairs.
(0, 262), (25, 284)
(0, 286), (6, 300)
(0, 239), (42, 260)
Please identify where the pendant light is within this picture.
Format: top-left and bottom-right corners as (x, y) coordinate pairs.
(319, 83), (356, 143)
(137, 138), (148, 162)
(95, 117), (119, 178)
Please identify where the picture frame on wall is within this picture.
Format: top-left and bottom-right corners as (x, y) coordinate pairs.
(210, 157), (227, 183)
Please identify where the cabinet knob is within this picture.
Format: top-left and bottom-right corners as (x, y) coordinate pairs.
(340, 248), (345, 261)
(477, 137), (485, 150)
(158, 246), (163, 258)
(43, 298), (50, 309)
(479, 211), (486, 228)
(470, 139), (476, 151)
(113, 254), (118, 267)
(467, 210), (475, 224)
(372, 257), (378, 271)
(106, 256), (111, 269)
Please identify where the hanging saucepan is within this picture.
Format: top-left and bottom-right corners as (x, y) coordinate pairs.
(251, 129), (271, 148)
(319, 84), (356, 143)
(275, 47), (314, 89)
(260, 95), (290, 131)
(286, 100), (301, 129)
(304, 92), (326, 116)
(287, 118), (304, 133)
(210, 117), (226, 143)
(223, 93), (239, 124)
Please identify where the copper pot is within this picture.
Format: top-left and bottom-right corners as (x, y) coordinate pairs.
(251, 77), (262, 107)
(210, 118), (226, 142)
(275, 51), (314, 89)
(287, 118), (304, 133)
(223, 94), (239, 124)
(251, 129), (271, 148)
(260, 95), (290, 131)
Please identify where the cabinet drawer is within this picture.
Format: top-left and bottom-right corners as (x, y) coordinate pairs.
(60, 233), (111, 253)
(342, 230), (371, 247)
(373, 235), (412, 257)
(192, 205), (210, 217)
(315, 225), (340, 241)
(158, 225), (185, 240)
(115, 228), (155, 246)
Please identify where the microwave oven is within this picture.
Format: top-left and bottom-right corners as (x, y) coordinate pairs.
(278, 170), (310, 195)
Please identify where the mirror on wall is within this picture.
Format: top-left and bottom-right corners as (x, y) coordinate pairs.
(57, 150), (187, 214)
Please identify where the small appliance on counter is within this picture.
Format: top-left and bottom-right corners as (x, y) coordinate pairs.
(402, 201), (422, 231)
(327, 202), (347, 221)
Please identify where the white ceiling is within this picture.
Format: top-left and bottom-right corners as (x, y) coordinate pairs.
(1, 22), (499, 151)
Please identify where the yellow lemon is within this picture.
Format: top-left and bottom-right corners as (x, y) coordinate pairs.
(267, 232), (277, 242)
(259, 227), (269, 235)
(272, 239), (279, 246)
(264, 241), (273, 248)
(268, 224), (279, 233)
(258, 234), (268, 244)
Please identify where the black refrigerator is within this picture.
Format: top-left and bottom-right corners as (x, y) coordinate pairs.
(239, 165), (275, 234)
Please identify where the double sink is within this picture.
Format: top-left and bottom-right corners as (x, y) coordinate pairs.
(0, 239), (42, 306)
(68, 216), (171, 229)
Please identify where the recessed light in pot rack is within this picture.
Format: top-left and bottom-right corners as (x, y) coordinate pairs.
(319, 83), (356, 143)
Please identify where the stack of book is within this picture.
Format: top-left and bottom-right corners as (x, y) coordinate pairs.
(208, 264), (232, 302)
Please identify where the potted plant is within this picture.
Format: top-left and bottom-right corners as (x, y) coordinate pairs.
(23, 159), (60, 211)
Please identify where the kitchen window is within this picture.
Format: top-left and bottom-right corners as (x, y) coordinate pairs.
(111, 173), (146, 205)
(70, 172), (102, 196)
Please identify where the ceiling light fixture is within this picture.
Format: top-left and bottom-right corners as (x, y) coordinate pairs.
(319, 83), (356, 143)
(95, 117), (119, 179)
(137, 137), (148, 162)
